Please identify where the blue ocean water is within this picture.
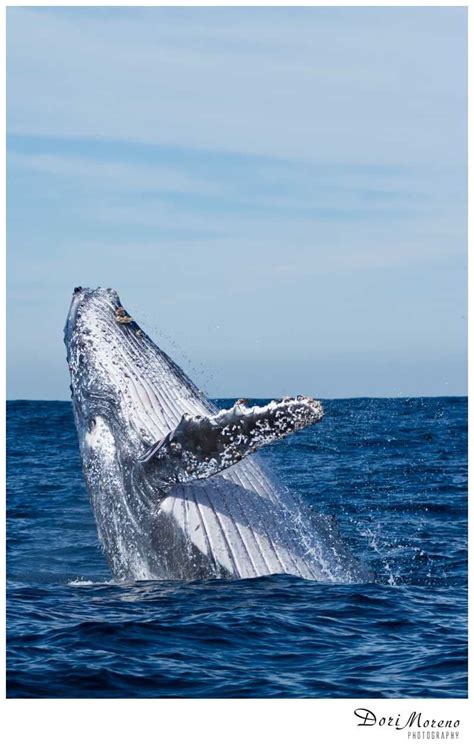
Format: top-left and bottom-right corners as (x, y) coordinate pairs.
(7, 397), (467, 698)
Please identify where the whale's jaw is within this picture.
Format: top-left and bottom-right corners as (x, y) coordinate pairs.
(65, 287), (371, 583)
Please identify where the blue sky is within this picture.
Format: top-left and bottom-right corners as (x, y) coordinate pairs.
(7, 7), (467, 399)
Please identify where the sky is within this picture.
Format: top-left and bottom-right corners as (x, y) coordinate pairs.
(7, 6), (467, 399)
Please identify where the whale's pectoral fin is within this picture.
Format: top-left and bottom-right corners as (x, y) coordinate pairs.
(139, 396), (324, 495)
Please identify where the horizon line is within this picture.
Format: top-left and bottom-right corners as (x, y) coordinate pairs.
(5, 394), (468, 403)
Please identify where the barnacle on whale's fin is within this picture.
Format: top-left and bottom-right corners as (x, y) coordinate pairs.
(139, 396), (324, 495)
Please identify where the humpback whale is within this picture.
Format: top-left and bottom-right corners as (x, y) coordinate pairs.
(65, 287), (369, 582)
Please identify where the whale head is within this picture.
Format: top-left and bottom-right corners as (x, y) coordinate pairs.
(64, 286), (203, 457)
(65, 287), (139, 464)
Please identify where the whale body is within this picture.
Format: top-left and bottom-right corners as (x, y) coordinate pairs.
(65, 287), (369, 582)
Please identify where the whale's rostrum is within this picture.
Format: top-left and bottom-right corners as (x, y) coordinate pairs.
(64, 287), (370, 582)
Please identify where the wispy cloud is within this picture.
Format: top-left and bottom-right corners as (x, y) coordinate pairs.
(8, 151), (217, 196)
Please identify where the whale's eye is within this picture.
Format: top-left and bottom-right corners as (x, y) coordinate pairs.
(89, 418), (96, 431)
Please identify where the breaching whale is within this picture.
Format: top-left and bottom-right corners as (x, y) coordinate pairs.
(65, 287), (369, 582)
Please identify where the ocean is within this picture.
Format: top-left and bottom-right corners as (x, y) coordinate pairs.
(6, 397), (467, 698)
